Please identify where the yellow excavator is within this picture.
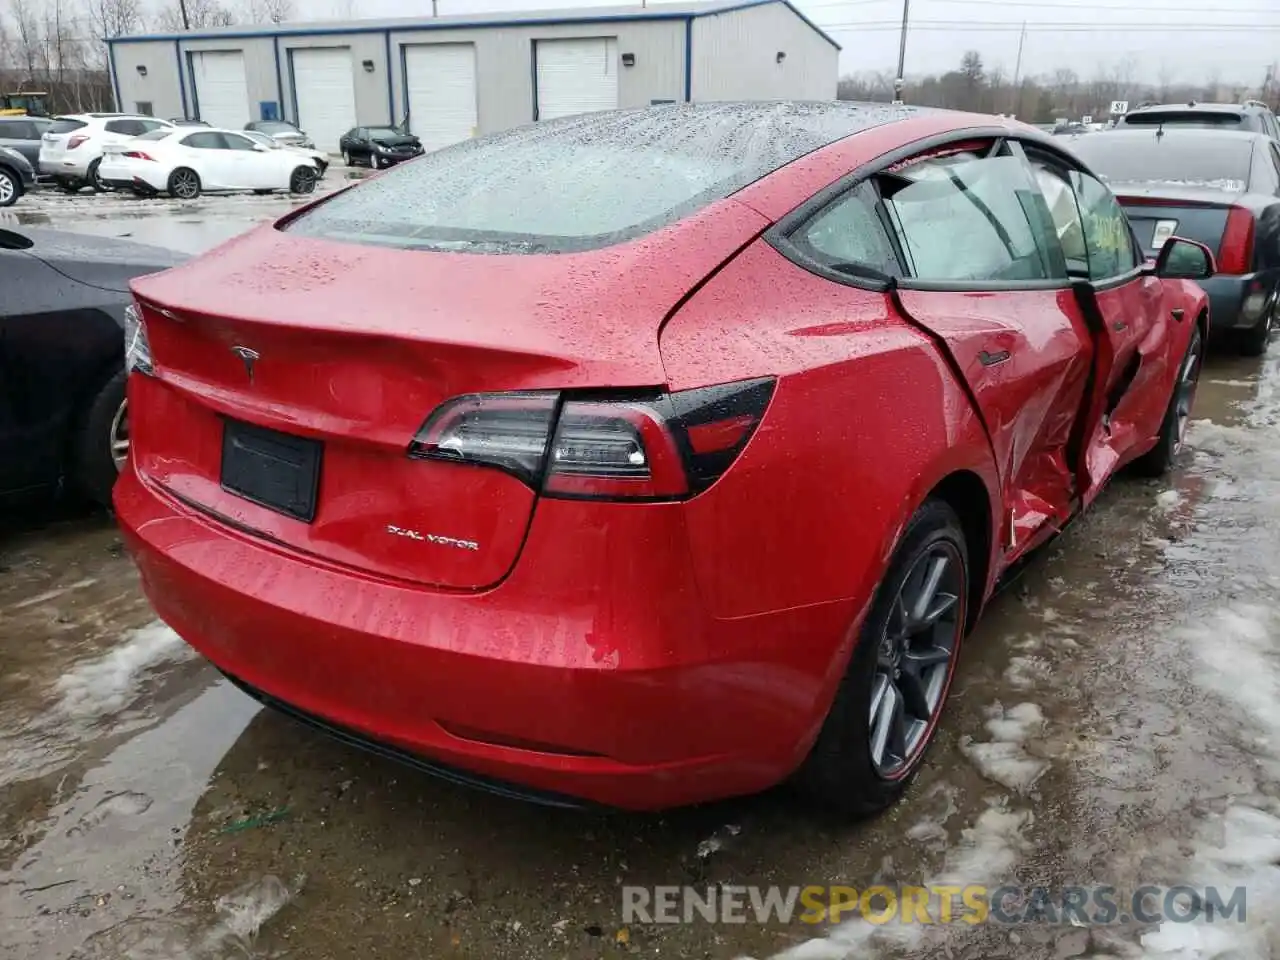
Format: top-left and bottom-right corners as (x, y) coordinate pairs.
(0, 92), (50, 117)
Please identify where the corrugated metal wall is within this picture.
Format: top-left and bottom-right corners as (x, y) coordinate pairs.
(691, 3), (838, 101)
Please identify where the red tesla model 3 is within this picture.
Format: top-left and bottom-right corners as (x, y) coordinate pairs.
(114, 103), (1211, 814)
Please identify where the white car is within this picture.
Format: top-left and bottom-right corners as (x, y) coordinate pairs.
(98, 127), (321, 199)
(39, 113), (174, 192)
(241, 129), (329, 176)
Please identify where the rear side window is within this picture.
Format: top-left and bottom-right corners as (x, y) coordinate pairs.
(106, 119), (145, 136)
(0, 119), (36, 139)
(793, 182), (901, 276)
(49, 117), (87, 134)
(881, 155), (1059, 282)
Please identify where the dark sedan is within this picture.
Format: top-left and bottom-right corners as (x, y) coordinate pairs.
(1069, 127), (1280, 355)
(338, 126), (423, 169)
(0, 228), (186, 508)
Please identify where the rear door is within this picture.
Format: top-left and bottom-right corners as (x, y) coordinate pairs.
(866, 144), (1094, 561)
(1025, 147), (1171, 503)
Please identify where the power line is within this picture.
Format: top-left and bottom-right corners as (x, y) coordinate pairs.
(802, 0), (1276, 8)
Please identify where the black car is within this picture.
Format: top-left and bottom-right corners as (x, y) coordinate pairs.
(1068, 127), (1280, 355)
(0, 228), (186, 507)
(0, 147), (36, 207)
(338, 126), (423, 169)
(1118, 100), (1280, 141)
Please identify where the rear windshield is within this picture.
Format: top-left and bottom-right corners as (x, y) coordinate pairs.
(1123, 110), (1245, 129)
(366, 127), (402, 138)
(1069, 135), (1254, 191)
(286, 103), (907, 253)
(49, 117), (87, 133)
(255, 121), (296, 133)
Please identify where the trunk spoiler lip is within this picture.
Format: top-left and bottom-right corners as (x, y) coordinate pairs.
(1110, 181), (1248, 207)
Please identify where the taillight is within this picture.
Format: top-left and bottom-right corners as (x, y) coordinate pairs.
(67, 135), (88, 150)
(1218, 207), (1255, 275)
(123, 150), (154, 161)
(408, 378), (775, 501)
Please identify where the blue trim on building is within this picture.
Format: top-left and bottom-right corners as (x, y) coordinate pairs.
(106, 39), (121, 112)
(683, 18), (693, 101)
(384, 31), (395, 125)
(529, 39), (539, 121)
(273, 37), (284, 120)
(185, 50), (201, 119)
(285, 48), (299, 125)
(112, 0), (840, 50)
(175, 41), (188, 118)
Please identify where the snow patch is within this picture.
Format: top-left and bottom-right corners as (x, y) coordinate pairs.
(1154, 490), (1181, 511)
(960, 703), (1048, 793)
(55, 622), (194, 719)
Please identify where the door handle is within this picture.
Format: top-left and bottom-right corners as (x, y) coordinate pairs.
(1112, 320), (1128, 331)
(978, 349), (1011, 366)
(1171, 308), (1185, 322)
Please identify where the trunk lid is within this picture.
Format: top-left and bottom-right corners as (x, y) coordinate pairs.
(1111, 182), (1241, 258)
(130, 199), (767, 589)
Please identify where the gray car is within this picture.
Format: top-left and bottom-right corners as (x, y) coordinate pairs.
(0, 115), (53, 167)
(244, 119), (314, 149)
(0, 147), (36, 207)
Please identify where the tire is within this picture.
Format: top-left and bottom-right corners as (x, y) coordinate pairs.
(0, 167), (20, 207)
(87, 157), (107, 192)
(341, 150), (352, 167)
(795, 498), (969, 817)
(167, 167), (201, 200)
(316, 160), (328, 177)
(371, 153), (383, 170)
(1237, 298), (1274, 357)
(289, 165), (317, 195)
(1133, 323), (1203, 477)
(56, 177), (81, 194)
(71, 368), (128, 509)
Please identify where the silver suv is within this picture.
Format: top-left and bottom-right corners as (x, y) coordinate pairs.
(1118, 100), (1280, 141)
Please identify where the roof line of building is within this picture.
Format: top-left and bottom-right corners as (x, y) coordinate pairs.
(106, 0), (841, 51)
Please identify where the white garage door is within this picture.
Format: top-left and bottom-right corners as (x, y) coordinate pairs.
(292, 47), (357, 153)
(535, 37), (618, 121)
(404, 44), (478, 154)
(191, 50), (249, 129)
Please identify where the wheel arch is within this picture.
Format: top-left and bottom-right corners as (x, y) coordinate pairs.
(925, 469), (995, 633)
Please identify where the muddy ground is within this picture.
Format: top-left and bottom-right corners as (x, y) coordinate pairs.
(1, 188), (1278, 960)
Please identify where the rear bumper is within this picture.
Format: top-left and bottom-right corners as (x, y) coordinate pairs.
(113, 450), (854, 810)
(1198, 274), (1276, 332)
(38, 153), (91, 178)
(99, 158), (165, 191)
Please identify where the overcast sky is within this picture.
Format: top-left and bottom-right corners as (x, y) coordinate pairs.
(293, 0), (1279, 86)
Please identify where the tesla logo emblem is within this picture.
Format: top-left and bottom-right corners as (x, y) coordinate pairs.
(230, 345), (260, 382)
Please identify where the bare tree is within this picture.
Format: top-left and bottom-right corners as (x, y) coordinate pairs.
(155, 0), (236, 30)
(243, 0), (293, 24)
(9, 0), (42, 79)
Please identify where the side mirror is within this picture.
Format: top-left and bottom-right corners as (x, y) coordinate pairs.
(1154, 237), (1216, 279)
(252, 142), (269, 151)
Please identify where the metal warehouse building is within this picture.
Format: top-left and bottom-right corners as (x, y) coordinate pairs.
(107, 0), (840, 154)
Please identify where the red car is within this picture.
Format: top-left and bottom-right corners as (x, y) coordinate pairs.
(114, 104), (1212, 814)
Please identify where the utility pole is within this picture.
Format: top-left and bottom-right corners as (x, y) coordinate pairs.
(1011, 21), (1027, 118)
(893, 0), (909, 104)
(178, 0), (190, 30)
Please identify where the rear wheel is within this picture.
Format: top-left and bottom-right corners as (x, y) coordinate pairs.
(71, 369), (128, 508)
(289, 165), (317, 194)
(167, 167), (201, 200)
(341, 150), (352, 167)
(56, 177), (81, 193)
(0, 168), (19, 207)
(1133, 323), (1203, 477)
(1237, 297), (1275, 357)
(795, 499), (968, 817)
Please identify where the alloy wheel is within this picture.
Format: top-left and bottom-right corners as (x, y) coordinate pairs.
(173, 170), (199, 199)
(292, 167), (318, 194)
(0, 172), (14, 206)
(110, 398), (129, 473)
(868, 541), (965, 779)
(1172, 331), (1202, 452)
